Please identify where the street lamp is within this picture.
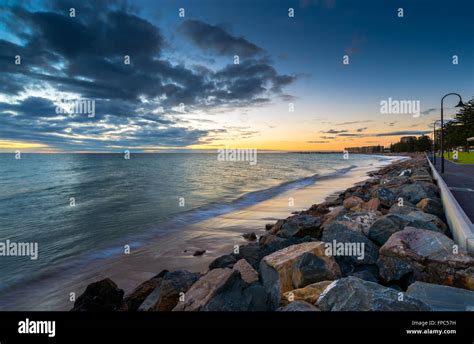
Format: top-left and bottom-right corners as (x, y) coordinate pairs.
(440, 93), (464, 173)
(432, 119), (442, 165)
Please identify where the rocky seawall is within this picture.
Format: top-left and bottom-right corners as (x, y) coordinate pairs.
(71, 154), (474, 312)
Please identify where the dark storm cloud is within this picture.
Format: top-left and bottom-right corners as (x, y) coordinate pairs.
(0, 1), (295, 150)
(179, 20), (264, 58)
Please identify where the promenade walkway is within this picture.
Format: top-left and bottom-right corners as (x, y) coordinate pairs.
(433, 158), (474, 223)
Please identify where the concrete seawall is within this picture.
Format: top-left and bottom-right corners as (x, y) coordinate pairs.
(426, 155), (474, 254)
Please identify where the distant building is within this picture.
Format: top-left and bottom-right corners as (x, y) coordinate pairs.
(400, 136), (416, 143)
(345, 145), (384, 153)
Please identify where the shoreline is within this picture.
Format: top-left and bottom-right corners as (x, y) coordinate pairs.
(67, 152), (472, 312)
(0, 154), (402, 311)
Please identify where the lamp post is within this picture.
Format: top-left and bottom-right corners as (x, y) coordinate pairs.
(432, 120), (441, 165)
(440, 93), (464, 173)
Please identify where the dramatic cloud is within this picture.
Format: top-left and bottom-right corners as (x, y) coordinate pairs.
(356, 127), (367, 132)
(0, 1), (295, 151)
(179, 20), (264, 58)
(307, 140), (329, 143)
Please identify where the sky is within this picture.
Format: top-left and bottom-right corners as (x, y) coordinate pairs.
(0, 0), (473, 152)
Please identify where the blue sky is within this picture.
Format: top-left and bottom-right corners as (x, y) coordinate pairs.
(0, 0), (472, 151)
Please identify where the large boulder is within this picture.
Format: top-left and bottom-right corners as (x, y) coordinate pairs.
(410, 168), (433, 183)
(259, 242), (340, 309)
(395, 183), (437, 205)
(321, 206), (346, 228)
(238, 236), (312, 270)
(367, 213), (445, 246)
(407, 211), (447, 233)
(276, 214), (322, 239)
(172, 268), (236, 311)
(331, 211), (381, 235)
(377, 227), (474, 290)
(416, 198), (444, 219)
(372, 187), (397, 208)
(71, 278), (124, 311)
(406, 281), (474, 311)
(388, 202), (417, 215)
(322, 222), (380, 266)
(138, 270), (199, 311)
(316, 277), (430, 311)
(379, 175), (410, 189)
(208, 254), (238, 270)
(119, 270), (168, 311)
(200, 275), (271, 312)
(172, 269), (273, 311)
(233, 259), (258, 284)
(292, 252), (341, 288)
(343, 196), (364, 210)
(277, 300), (320, 311)
(282, 281), (332, 305)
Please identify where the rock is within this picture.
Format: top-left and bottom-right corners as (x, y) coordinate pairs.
(138, 270), (199, 311)
(361, 198), (380, 212)
(407, 211), (447, 233)
(292, 252), (341, 288)
(396, 183), (437, 205)
(416, 198), (444, 219)
(265, 223), (274, 230)
(238, 236), (313, 270)
(316, 277), (431, 311)
(368, 213), (445, 246)
(377, 227), (474, 290)
(282, 281), (332, 305)
(119, 270), (168, 311)
(209, 254), (238, 270)
(172, 268), (235, 311)
(233, 259), (258, 283)
(259, 233), (287, 246)
(242, 232), (257, 241)
(406, 281), (474, 311)
(332, 211), (381, 235)
(276, 214), (322, 239)
(372, 187), (397, 208)
(348, 267), (379, 283)
(259, 241), (339, 309)
(388, 202), (417, 215)
(278, 300), (320, 312)
(410, 168), (433, 183)
(193, 249), (206, 256)
(321, 206), (346, 228)
(379, 175), (410, 189)
(322, 222), (380, 266)
(343, 196), (363, 210)
(72, 278), (124, 311)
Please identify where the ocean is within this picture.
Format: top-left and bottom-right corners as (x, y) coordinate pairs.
(0, 152), (393, 304)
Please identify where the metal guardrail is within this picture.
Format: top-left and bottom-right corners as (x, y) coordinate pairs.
(426, 154), (474, 254)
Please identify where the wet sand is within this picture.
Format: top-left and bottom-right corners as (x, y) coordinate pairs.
(1, 157), (402, 310)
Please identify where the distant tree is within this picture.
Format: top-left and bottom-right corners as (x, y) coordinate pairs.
(444, 97), (474, 151)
